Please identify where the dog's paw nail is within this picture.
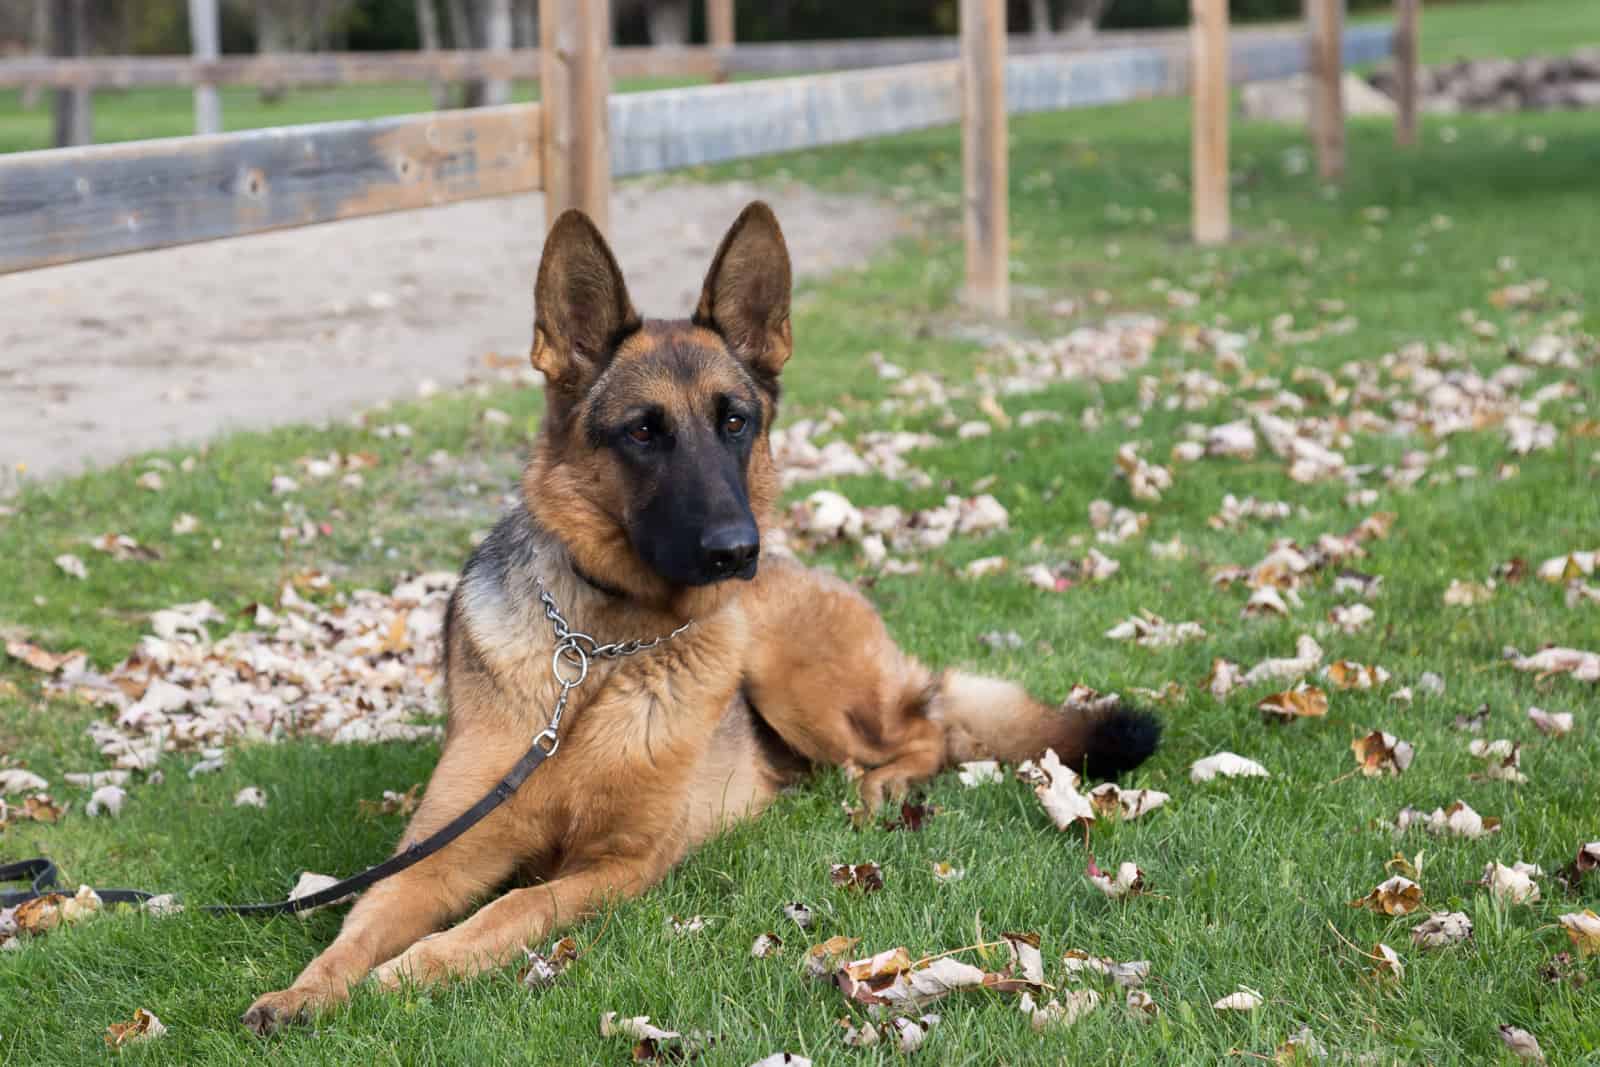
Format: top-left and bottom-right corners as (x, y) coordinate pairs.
(240, 1004), (279, 1037)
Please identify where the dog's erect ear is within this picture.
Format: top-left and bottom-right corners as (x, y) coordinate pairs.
(692, 201), (793, 380)
(532, 210), (641, 387)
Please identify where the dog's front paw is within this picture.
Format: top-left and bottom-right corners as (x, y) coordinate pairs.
(241, 988), (315, 1037)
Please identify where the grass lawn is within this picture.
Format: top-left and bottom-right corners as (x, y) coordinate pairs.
(2, 0), (1599, 1062)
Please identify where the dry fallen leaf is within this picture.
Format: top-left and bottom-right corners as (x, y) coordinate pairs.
(1323, 661), (1391, 690)
(1443, 579), (1495, 606)
(358, 784), (423, 817)
(1087, 783), (1170, 820)
(0, 769), (50, 794)
(1507, 646), (1600, 683)
(1350, 876), (1423, 916)
(1411, 911), (1473, 949)
(1351, 730), (1415, 776)
(1257, 683), (1328, 722)
(750, 933), (783, 959)
(1060, 950), (1150, 987)
(104, 1008), (167, 1048)
(1190, 752), (1269, 783)
(1525, 706), (1573, 737)
(1329, 603), (1375, 634)
(1369, 942), (1405, 982)
(54, 553), (89, 580)
(829, 863), (884, 893)
(520, 936), (580, 989)
(1034, 749), (1095, 830)
(1468, 738), (1527, 783)
(784, 902), (815, 930)
(665, 915), (707, 936)
(233, 786), (268, 809)
(286, 871), (350, 915)
(1498, 1025), (1546, 1064)
(931, 861), (965, 883)
(1213, 987), (1263, 1012)
(1205, 658), (1244, 699)
(1244, 635), (1324, 685)
(85, 785), (127, 818)
(1103, 611), (1205, 648)
(803, 935), (861, 978)
(5, 639), (88, 675)
(1019, 989), (1100, 1030)
(748, 1054), (811, 1067)
(955, 760), (1003, 787)
(1425, 801), (1500, 840)
(1481, 861), (1542, 904)
(1087, 858), (1147, 900)
(1557, 910), (1600, 955)
(1276, 1026), (1327, 1063)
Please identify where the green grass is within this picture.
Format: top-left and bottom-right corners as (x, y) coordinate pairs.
(3, 0), (1600, 1062)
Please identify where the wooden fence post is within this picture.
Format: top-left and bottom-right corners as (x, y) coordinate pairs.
(188, 0), (222, 135)
(485, 0), (513, 105)
(51, 0), (92, 147)
(960, 0), (1008, 317)
(541, 0), (613, 235)
(1308, 0), (1345, 180)
(1394, 0), (1419, 147)
(1190, 0), (1229, 244)
(707, 0), (734, 82)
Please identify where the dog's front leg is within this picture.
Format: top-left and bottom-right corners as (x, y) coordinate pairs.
(369, 852), (667, 991)
(242, 735), (533, 1035)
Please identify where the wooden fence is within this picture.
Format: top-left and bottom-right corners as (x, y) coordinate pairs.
(0, 2), (1407, 317)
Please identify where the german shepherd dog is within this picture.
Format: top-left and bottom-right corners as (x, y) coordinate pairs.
(242, 202), (1159, 1034)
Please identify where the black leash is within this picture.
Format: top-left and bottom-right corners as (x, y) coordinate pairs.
(1, 732), (557, 915)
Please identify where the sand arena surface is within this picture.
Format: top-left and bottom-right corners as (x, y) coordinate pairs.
(0, 180), (903, 481)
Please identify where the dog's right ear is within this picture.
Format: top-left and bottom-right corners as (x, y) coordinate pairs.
(531, 210), (641, 389)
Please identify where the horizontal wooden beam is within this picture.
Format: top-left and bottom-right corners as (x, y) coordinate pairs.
(0, 104), (541, 274)
(0, 23), (1388, 91)
(613, 23), (1392, 175)
(0, 24), (1392, 275)
(0, 47), (718, 90)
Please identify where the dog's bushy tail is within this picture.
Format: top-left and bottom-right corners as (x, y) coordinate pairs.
(929, 670), (1160, 779)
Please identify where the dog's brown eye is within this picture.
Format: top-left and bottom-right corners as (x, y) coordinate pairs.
(723, 414), (747, 436)
(627, 424), (653, 445)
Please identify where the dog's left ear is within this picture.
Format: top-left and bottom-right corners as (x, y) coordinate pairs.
(693, 201), (793, 380)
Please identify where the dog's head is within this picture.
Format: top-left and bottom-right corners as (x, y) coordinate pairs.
(523, 201), (791, 601)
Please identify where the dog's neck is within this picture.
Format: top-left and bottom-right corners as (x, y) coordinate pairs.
(570, 560), (629, 600)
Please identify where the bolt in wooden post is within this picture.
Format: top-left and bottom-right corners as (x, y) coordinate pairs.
(1394, 0), (1419, 148)
(1308, 0), (1345, 181)
(707, 0), (735, 82)
(541, 0), (613, 235)
(960, 0), (1008, 317)
(188, 0), (222, 135)
(1190, 0), (1229, 245)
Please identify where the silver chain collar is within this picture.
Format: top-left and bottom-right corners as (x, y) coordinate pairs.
(531, 573), (692, 757)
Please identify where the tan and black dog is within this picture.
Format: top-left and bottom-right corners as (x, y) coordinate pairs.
(242, 201), (1159, 1034)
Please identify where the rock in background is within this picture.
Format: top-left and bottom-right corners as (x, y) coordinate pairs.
(1370, 49), (1600, 113)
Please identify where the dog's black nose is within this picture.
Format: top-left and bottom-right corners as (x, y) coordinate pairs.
(700, 522), (759, 579)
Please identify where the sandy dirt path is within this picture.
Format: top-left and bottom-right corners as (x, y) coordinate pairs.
(0, 180), (903, 482)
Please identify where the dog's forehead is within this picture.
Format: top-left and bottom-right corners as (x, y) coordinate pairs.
(592, 322), (757, 415)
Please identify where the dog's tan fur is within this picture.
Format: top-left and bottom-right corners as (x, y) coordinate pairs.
(242, 203), (1154, 1034)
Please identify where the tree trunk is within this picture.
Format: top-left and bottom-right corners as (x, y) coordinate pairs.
(483, 0), (512, 105)
(255, 2), (290, 104)
(51, 0), (92, 146)
(415, 0), (451, 108)
(446, 0), (486, 106)
(21, 0), (49, 110)
(513, 0), (537, 49)
(1028, 0), (1052, 40)
(1058, 0), (1110, 38)
(645, 0), (691, 46)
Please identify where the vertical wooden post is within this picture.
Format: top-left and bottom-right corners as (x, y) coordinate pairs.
(1308, 0), (1345, 181)
(707, 0), (735, 82)
(960, 0), (1008, 317)
(188, 0), (222, 135)
(1190, 0), (1229, 245)
(51, 0), (92, 147)
(1394, 0), (1419, 147)
(541, 0), (613, 235)
(485, 0), (514, 105)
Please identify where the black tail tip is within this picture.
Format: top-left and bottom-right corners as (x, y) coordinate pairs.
(1081, 703), (1162, 779)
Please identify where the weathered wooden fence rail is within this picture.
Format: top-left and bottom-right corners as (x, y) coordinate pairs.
(0, 23), (1392, 277)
